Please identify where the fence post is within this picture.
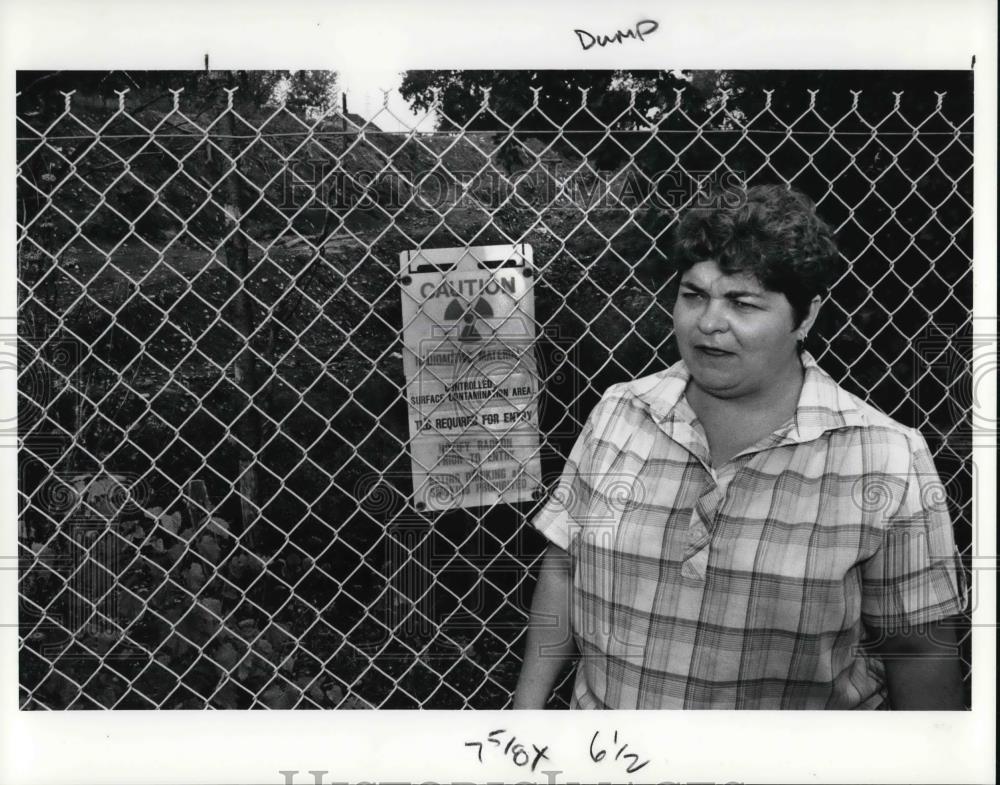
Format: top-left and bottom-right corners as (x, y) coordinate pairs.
(219, 73), (263, 545)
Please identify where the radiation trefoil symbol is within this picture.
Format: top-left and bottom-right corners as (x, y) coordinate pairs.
(443, 297), (494, 342)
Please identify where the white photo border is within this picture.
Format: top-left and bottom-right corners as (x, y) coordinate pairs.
(1, 1), (995, 783)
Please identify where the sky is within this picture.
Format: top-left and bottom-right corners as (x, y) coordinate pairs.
(336, 67), (430, 132)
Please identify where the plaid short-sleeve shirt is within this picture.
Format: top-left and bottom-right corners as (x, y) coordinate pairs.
(532, 353), (966, 710)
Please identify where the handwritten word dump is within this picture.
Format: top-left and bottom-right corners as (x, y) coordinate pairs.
(574, 20), (659, 50)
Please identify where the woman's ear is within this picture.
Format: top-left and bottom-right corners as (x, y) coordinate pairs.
(797, 295), (823, 341)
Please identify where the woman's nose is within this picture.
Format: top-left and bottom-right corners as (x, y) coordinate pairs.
(696, 298), (728, 334)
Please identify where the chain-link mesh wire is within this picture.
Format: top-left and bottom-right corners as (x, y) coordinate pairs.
(17, 84), (973, 709)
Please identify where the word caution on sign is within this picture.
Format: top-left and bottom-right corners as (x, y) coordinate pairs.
(399, 244), (543, 511)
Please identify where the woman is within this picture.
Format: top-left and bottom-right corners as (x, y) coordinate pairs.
(514, 184), (966, 710)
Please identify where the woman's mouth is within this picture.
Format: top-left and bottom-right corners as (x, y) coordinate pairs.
(695, 345), (735, 357)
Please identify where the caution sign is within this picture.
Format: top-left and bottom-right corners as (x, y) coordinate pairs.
(399, 244), (543, 511)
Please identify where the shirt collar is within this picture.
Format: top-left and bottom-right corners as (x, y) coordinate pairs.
(631, 351), (868, 446)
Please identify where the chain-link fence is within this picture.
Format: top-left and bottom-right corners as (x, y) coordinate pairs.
(17, 80), (974, 709)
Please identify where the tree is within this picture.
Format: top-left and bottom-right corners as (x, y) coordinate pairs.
(400, 70), (701, 170)
(400, 69), (972, 186)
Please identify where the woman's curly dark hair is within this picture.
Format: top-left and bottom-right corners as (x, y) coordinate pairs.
(671, 184), (840, 327)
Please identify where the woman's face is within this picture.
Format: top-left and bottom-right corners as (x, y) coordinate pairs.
(673, 259), (813, 401)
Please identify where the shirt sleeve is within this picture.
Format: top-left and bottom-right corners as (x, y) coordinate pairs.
(529, 410), (598, 553)
(860, 430), (968, 629)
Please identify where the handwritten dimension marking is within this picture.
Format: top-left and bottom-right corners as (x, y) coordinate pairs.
(464, 728), (551, 773)
(589, 729), (650, 775)
(574, 20), (659, 50)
